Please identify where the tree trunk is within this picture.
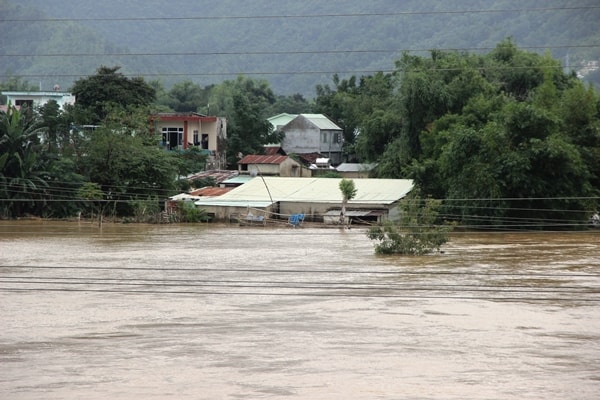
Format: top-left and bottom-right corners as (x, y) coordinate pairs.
(339, 198), (347, 226)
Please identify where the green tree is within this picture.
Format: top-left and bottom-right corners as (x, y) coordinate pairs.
(487, 38), (548, 101)
(0, 105), (47, 218)
(77, 182), (105, 225)
(76, 107), (178, 218)
(315, 73), (400, 162)
(40, 156), (86, 218)
(128, 196), (161, 223)
(338, 178), (357, 226)
(165, 80), (211, 112)
(175, 147), (208, 178)
(267, 93), (312, 115)
(38, 99), (74, 154)
(315, 74), (360, 149)
(369, 41), (599, 228)
(70, 65), (156, 124)
(211, 76), (283, 167)
(178, 201), (209, 223)
(436, 122), (509, 226)
(560, 83), (600, 193)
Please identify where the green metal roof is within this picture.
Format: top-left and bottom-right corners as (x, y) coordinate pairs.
(196, 177), (414, 205)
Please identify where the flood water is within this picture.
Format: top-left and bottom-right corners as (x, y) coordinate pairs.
(1, 221), (599, 399)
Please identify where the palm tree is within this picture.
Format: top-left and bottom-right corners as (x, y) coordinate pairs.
(0, 104), (47, 217)
(339, 178), (357, 227)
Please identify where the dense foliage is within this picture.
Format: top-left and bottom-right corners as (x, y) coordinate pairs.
(1, 68), (200, 220)
(322, 40), (600, 228)
(209, 77), (285, 167)
(70, 66), (156, 124)
(0, 106), (47, 217)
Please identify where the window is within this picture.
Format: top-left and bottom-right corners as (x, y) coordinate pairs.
(193, 130), (199, 145)
(162, 127), (183, 150)
(15, 99), (34, 108)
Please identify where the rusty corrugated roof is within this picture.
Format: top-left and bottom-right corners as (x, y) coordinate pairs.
(297, 153), (323, 165)
(264, 146), (286, 156)
(190, 187), (233, 197)
(238, 155), (289, 164)
(185, 170), (239, 184)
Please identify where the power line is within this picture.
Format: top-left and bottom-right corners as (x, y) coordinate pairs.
(1, 275), (595, 290)
(1, 45), (598, 58)
(3, 265), (599, 277)
(5, 180), (600, 203)
(2, 6), (599, 22)
(1, 286), (597, 301)
(0, 64), (584, 80)
(1, 277), (597, 298)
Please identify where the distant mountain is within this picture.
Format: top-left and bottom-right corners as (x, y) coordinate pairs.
(3, 0), (599, 96)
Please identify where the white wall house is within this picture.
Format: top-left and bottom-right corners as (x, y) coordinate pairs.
(2, 90), (76, 110)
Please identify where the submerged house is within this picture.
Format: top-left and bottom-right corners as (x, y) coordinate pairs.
(193, 177), (414, 224)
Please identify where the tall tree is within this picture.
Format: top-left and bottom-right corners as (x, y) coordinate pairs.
(369, 41), (600, 227)
(70, 66), (156, 124)
(165, 80), (211, 112)
(210, 76), (282, 167)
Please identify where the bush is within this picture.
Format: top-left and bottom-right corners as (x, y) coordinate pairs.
(367, 193), (453, 255)
(178, 201), (210, 222)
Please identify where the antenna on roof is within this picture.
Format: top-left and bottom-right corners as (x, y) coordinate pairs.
(254, 166), (274, 206)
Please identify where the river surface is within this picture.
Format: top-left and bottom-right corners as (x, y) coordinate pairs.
(1, 221), (599, 399)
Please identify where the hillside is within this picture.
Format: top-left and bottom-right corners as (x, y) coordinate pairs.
(2, 0), (599, 96)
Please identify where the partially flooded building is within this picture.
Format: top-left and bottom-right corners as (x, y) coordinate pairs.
(193, 177), (414, 224)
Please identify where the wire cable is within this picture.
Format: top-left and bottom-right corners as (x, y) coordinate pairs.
(2, 265), (599, 277)
(2, 45), (598, 58)
(1, 286), (597, 302)
(2, 6), (599, 22)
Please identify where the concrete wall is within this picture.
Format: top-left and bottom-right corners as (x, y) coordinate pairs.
(154, 117), (226, 153)
(197, 204), (274, 222)
(281, 126), (321, 154)
(278, 201), (396, 222)
(281, 117), (343, 164)
(241, 158), (311, 177)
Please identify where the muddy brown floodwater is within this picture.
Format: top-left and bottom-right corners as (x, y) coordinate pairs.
(1, 221), (599, 399)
